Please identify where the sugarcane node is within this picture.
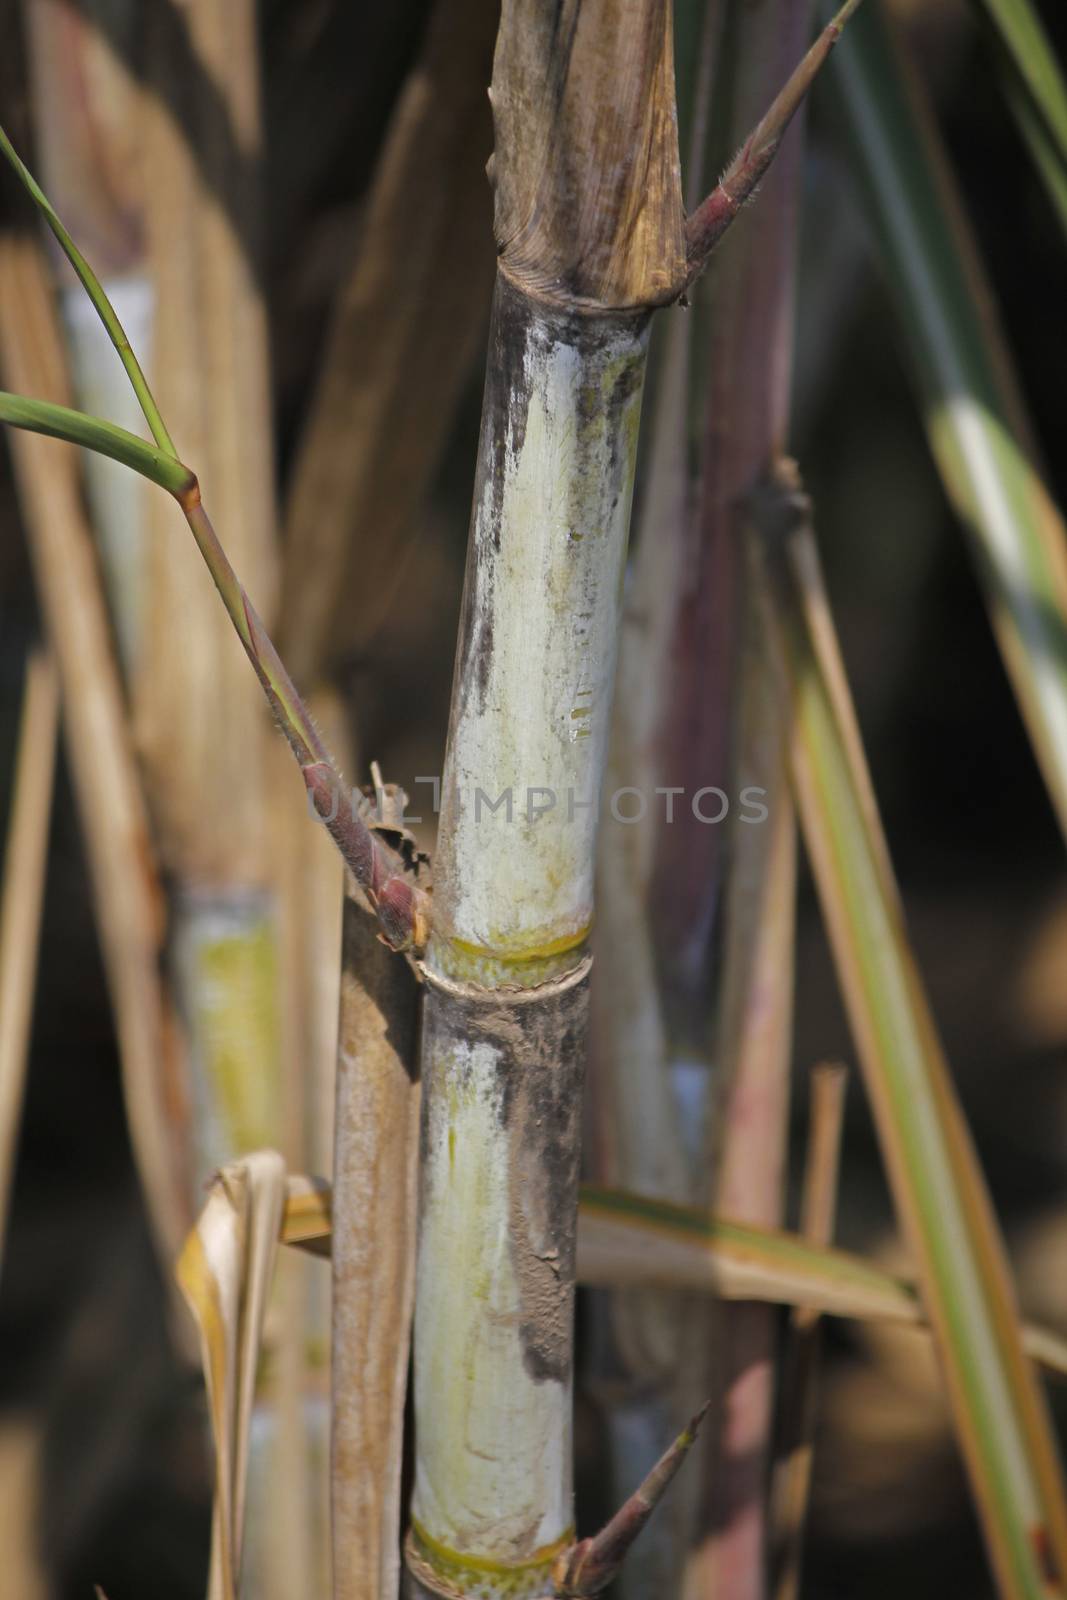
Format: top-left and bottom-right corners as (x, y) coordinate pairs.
(376, 875), (416, 950)
(749, 456), (811, 551)
(551, 1537), (596, 1597)
(173, 470), (202, 513)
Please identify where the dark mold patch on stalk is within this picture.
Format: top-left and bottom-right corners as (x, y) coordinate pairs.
(421, 960), (590, 1386)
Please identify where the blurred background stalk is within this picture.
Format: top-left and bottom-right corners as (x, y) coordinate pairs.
(0, 648), (57, 1272)
(587, 2), (809, 1594)
(20, 2), (331, 1592)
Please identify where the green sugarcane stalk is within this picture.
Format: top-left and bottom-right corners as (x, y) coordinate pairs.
(407, 4), (868, 1596)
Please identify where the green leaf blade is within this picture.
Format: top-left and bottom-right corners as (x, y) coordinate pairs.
(0, 391), (194, 499)
(829, 1), (1067, 846)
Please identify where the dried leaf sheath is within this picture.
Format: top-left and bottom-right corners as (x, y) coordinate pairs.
(489, 0), (686, 309)
(331, 887), (420, 1600)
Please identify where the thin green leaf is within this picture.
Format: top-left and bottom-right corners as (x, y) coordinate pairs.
(0, 124), (176, 456)
(279, 1175), (1067, 1384)
(975, 0), (1067, 172)
(830, 1), (1067, 846)
(0, 139), (430, 952)
(1000, 52), (1067, 238)
(0, 391), (194, 498)
(754, 460), (1067, 1600)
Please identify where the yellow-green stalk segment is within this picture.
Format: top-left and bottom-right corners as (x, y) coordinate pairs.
(755, 461), (1067, 1600)
(0, 126), (428, 953)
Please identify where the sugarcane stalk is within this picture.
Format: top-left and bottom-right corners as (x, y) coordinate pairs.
(407, 2), (868, 1591)
(582, 10), (718, 1592)
(405, 5), (687, 1591)
(0, 7), (870, 1587)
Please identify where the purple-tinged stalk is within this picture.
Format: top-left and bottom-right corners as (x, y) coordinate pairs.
(554, 1404), (711, 1598)
(684, 0), (862, 278)
(676, 4), (820, 1594)
(587, 0), (815, 1593)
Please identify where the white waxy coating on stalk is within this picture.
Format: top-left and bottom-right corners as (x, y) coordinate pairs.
(412, 289), (648, 1593)
(412, 1031), (572, 1576)
(62, 277), (155, 674)
(433, 299), (649, 974)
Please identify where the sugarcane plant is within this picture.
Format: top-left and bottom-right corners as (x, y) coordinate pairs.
(3, 1), (1067, 1598)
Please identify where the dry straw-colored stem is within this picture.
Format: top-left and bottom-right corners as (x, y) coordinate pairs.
(281, 0), (497, 685)
(0, 232), (188, 1265)
(0, 123), (429, 954)
(331, 880), (420, 1600)
(0, 649), (59, 1265)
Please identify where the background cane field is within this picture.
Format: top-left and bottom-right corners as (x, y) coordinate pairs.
(2, 1), (1067, 1597)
